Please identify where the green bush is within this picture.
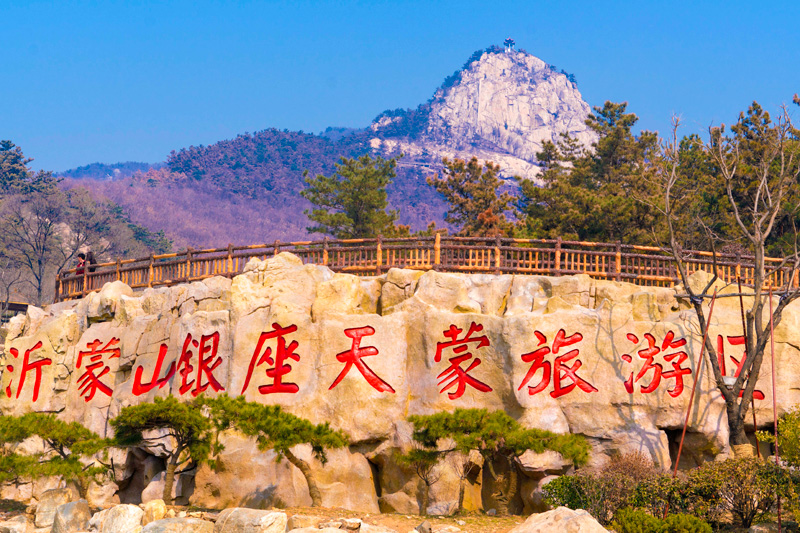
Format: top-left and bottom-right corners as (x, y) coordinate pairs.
(542, 474), (585, 510)
(612, 509), (712, 533)
(612, 508), (664, 533)
(542, 453), (663, 525)
(662, 513), (712, 533)
(685, 457), (786, 527)
(757, 406), (800, 468)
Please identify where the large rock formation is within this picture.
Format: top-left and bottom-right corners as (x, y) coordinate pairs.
(2, 253), (798, 513)
(371, 47), (595, 179)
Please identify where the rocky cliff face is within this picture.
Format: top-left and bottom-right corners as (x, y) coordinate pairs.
(371, 48), (596, 179)
(3, 255), (796, 513)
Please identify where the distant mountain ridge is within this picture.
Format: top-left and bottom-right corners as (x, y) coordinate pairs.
(62, 45), (595, 248)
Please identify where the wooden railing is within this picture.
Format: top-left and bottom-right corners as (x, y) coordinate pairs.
(1, 302), (29, 324)
(54, 235), (798, 302)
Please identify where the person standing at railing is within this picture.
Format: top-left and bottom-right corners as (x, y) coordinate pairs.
(85, 251), (97, 290)
(75, 253), (86, 292)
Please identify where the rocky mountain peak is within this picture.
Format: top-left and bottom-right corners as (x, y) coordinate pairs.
(371, 47), (595, 179)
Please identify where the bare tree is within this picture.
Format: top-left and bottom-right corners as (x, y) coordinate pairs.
(656, 102), (800, 451)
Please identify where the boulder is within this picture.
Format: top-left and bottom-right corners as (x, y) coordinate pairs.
(51, 499), (91, 533)
(378, 491), (419, 514)
(89, 504), (144, 533)
(141, 499), (167, 525)
(0, 515), (31, 533)
(34, 488), (76, 528)
(141, 517), (214, 532)
(286, 514), (325, 529)
(508, 507), (606, 533)
(516, 450), (571, 477)
(213, 508), (287, 533)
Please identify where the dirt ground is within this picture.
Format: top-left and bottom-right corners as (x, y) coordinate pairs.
(1, 498), (526, 532)
(277, 505), (526, 533)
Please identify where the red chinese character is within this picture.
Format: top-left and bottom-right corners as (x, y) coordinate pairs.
(177, 332), (225, 397)
(76, 338), (120, 402)
(622, 331), (690, 397)
(519, 329), (596, 399)
(717, 335), (765, 400)
(329, 326), (394, 393)
(242, 323), (300, 395)
(5, 341), (51, 402)
(132, 344), (176, 396)
(434, 323), (492, 400)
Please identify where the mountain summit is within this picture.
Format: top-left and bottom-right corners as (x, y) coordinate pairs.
(61, 45), (596, 247)
(370, 46), (595, 179)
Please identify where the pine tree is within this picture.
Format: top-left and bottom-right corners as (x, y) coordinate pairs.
(427, 157), (515, 236)
(201, 394), (349, 507)
(407, 409), (589, 515)
(110, 396), (213, 505)
(518, 102), (661, 243)
(0, 413), (111, 495)
(301, 154), (399, 238)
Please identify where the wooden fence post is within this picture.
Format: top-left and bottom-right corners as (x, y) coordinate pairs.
(554, 237), (562, 276)
(376, 235), (383, 276)
(148, 254), (155, 288)
(494, 235), (502, 274)
(185, 248), (194, 283)
(434, 232), (441, 270)
(323, 237), (329, 266)
(82, 267), (88, 297)
(274, 240), (281, 257)
(116, 259), (121, 282)
(227, 243), (234, 275)
(615, 241), (622, 282)
(54, 274), (61, 303)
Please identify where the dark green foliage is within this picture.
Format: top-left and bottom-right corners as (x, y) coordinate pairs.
(110, 396), (213, 504)
(408, 408), (588, 466)
(0, 413), (111, 491)
(662, 513), (712, 533)
(519, 101), (661, 244)
(546, 455), (793, 529)
(371, 105), (431, 140)
(58, 161), (159, 180)
(301, 154), (400, 238)
(612, 509), (712, 533)
(201, 394), (348, 462)
(200, 394), (348, 507)
(408, 409), (588, 515)
(0, 140), (33, 194)
(757, 406), (800, 468)
(427, 157), (516, 236)
(541, 474), (585, 510)
(612, 508), (665, 533)
(167, 128), (368, 198)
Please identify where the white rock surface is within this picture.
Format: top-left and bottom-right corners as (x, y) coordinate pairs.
(213, 508), (287, 533)
(371, 49), (595, 180)
(508, 506), (606, 532)
(4, 255), (800, 512)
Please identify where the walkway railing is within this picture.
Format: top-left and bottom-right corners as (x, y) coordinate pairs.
(54, 235), (797, 302)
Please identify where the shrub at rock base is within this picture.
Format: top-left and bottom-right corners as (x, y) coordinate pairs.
(542, 452), (661, 524)
(612, 508), (711, 533)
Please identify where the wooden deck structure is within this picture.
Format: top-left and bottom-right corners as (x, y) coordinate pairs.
(54, 235), (797, 302)
(1, 302), (29, 324)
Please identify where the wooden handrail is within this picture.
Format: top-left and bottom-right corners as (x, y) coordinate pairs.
(54, 236), (795, 302)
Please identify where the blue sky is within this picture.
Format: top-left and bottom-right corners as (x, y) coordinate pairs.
(2, 0), (799, 171)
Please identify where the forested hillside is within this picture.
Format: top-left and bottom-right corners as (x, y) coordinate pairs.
(65, 128), (449, 249)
